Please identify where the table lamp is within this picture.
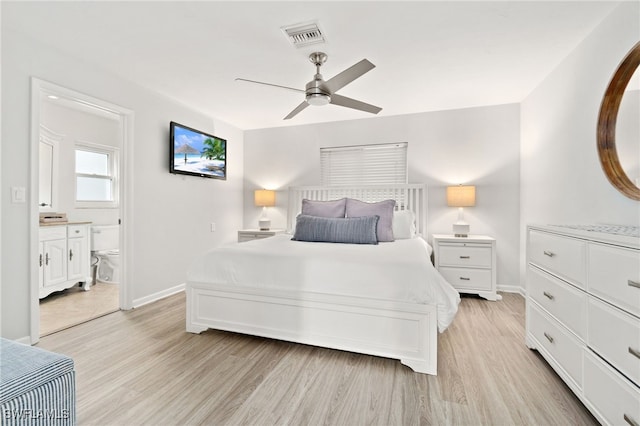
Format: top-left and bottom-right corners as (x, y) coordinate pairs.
(254, 189), (276, 230)
(446, 185), (476, 237)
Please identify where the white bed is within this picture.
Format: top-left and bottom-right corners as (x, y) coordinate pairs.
(186, 184), (460, 375)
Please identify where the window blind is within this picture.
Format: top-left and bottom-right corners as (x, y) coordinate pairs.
(320, 142), (408, 186)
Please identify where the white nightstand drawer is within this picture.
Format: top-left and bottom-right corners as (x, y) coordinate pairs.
(588, 297), (640, 386)
(237, 229), (284, 243)
(529, 230), (586, 289)
(438, 244), (492, 268)
(528, 265), (587, 339)
(528, 302), (583, 388)
(584, 349), (640, 426)
(588, 243), (640, 318)
(439, 267), (492, 291)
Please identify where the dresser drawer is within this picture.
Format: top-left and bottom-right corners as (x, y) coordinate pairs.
(584, 348), (640, 426)
(67, 224), (87, 238)
(528, 302), (583, 387)
(529, 230), (586, 289)
(438, 244), (492, 268)
(439, 267), (492, 291)
(528, 265), (587, 339)
(588, 243), (640, 318)
(588, 297), (640, 386)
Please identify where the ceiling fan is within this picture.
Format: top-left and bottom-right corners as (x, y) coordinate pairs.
(236, 52), (382, 120)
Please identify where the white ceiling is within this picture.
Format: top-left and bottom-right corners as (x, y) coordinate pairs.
(4, 1), (622, 130)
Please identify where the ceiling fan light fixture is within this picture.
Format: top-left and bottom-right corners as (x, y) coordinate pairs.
(306, 93), (331, 106)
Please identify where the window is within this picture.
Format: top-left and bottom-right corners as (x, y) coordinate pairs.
(75, 142), (119, 208)
(320, 142), (408, 186)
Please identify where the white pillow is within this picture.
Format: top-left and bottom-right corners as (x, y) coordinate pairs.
(392, 210), (416, 239)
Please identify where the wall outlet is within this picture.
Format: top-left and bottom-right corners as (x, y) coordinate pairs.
(210, 222), (216, 232)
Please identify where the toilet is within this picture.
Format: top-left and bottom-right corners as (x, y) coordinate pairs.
(91, 224), (120, 284)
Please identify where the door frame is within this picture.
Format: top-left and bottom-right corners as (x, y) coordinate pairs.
(29, 78), (134, 343)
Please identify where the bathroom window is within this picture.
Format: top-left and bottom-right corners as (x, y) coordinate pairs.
(75, 142), (119, 208)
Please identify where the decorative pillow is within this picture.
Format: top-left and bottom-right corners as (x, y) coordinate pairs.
(301, 198), (347, 218)
(345, 198), (396, 242)
(392, 210), (416, 239)
(292, 214), (379, 245)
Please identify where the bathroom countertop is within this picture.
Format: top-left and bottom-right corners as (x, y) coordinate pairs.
(39, 221), (92, 227)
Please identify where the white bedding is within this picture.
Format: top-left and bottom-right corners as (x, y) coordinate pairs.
(187, 234), (460, 332)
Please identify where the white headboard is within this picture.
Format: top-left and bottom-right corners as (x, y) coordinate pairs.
(287, 184), (428, 236)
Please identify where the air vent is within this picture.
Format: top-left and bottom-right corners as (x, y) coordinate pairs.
(281, 21), (326, 48)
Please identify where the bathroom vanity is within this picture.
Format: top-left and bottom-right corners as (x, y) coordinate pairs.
(39, 222), (92, 299)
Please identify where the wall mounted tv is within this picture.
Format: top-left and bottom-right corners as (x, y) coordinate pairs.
(170, 121), (227, 180)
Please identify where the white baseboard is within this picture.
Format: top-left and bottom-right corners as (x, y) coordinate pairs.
(15, 336), (32, 345)
(497, 284), (526, 297)
(132, 283), (185, 309)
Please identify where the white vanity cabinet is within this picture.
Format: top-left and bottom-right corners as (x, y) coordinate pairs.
(526, 224), (640, 426)
(39, 223), (92, 298)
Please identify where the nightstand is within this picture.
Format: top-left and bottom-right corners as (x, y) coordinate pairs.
(432, 234), (501, 301)
(237, 228), (285, 243)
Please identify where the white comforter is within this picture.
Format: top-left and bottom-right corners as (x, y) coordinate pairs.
(187, 234), (460, 332)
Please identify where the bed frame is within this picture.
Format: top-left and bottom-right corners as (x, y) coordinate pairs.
(186, 184), (438, 375)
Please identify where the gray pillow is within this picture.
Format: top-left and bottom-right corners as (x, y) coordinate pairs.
(301, 198), (347, 218)
(292, 214), (379, 245)
(345, 198), (396, 242)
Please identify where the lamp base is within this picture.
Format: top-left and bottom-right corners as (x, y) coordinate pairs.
(452, 223), (470, 238)
(259, 218), (271, 231)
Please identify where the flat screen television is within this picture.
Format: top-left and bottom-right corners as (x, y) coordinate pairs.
(170, 121), (227, 180)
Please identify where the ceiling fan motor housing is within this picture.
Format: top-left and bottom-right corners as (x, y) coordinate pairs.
(305, 77), (331, 106)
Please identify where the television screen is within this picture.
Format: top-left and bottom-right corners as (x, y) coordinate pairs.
(170, 121), (226, 180)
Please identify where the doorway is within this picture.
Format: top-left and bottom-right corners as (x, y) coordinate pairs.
(30, 79), (133, 342)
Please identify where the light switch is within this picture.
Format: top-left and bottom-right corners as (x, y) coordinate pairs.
(11, 187), (26, 203)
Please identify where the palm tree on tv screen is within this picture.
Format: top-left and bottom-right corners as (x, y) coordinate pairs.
(201, 138), (225, 162)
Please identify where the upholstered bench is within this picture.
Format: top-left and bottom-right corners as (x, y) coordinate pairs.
(0, 338), (76, 425)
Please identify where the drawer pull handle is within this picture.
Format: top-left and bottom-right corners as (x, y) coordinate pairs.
(628, 280), (640, 289)
(543, 332), (554, 343)
(543, 250), (555, 257)
(624, 414), (639, 426)
(459, 255), (470, 259)
(629, 347), (640, 360)
(543, 291), (554, 300)
(459, 277), (470, 281)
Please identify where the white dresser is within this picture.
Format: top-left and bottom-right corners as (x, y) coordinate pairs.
(526, 224), (640, 426)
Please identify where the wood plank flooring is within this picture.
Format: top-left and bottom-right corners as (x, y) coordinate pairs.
(37, 292), (598, 425)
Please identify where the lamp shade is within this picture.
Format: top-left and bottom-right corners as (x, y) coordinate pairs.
(254, 189), (276, 207)
(447, 185), (476, 207)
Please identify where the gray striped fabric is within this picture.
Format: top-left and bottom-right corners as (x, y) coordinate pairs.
(1, 339), (76, 425)
(292, 214), (379, 244)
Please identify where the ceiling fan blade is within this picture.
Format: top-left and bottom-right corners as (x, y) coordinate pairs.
(284, 101), (310, 120)
(324, 59), (375, 93)
(235, 78), (304, 93)
(330, 94), (381, 115)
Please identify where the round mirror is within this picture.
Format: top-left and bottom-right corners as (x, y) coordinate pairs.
(597, 41), (640, 201)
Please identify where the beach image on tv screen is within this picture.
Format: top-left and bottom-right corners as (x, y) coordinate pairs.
(173, 125), (226, 178)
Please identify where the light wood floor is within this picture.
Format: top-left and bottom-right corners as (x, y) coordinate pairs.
(40, 282), (119, 336)
(37, 292), (597, 426)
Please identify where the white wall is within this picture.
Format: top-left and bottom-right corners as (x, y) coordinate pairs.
(244, 104), (521, 290)
(520, 2), (640, 282)
(1, 28), (244, 340)
(40, 100), (121, 225)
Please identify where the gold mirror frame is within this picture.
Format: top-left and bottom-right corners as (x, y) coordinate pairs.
(597, 41), (640, 201)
